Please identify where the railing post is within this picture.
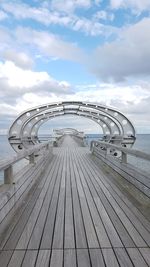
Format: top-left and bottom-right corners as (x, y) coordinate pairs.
(90, 141), (94, 153)
(122, 151), (127, 163)
(4, 165), (13, 184)
(46, 143), (49, 150)
(29, 153), (35, 164)
(106, 147), (109, 155)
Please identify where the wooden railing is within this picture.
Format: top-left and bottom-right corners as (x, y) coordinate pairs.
(0, 141), (52, 184)
(90, 140), (150, 197)
(90, 140), (150, 163)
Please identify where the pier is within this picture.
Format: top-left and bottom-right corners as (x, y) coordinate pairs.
(0, 102), (150, 267)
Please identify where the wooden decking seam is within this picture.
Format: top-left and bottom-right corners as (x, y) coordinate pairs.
(0, 136), (149, 267)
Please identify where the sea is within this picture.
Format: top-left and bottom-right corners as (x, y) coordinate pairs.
(0, 134), (150, 182)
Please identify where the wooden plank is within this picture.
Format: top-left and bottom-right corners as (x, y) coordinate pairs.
(102, 248), (120, 267)
(1, 139), (150, 267)
(0, 154), (50, 224)
(84, 151), (150, 234)
(93, 149), (150, 197)
(64, 150), (75, 249)
(64, 249), (77, 267)
(0, 171), (41, 249)
(77, 249), (91, 267)
(69, 150), (88, 249)
(92, 155), (150, 233)
(90, 249), (105, 267)
(2, 155), (54, 250)
(92, 140), (150, 161)
(27, 153), (62, 249)
(22, 250), (38, 267)
(92, 176), (147, 247)
(16, 157), (58, 249)
(0, 141), (52, 171)
(3, 187), (42, 250)
(139, 248), (150, 266)
(79, 151), (147, 247)
(52, 189), (65, 248)
(52, 150), (66, 249)
(0, 153), (53, 250)
(40, 150), (65, 249)
(89, 156), (150, 246)
(127, 248), (148, 267)
(72, 149), (111, 248)
(35, 250), (51, 267)
(107, 189), (150, 246)
(72, 151), (99, 248)
(7, 250), (25, 267)
(114, 248), (134, 267)
(75, 150), (123, 248)
(0, 250), (13, 267)
(50, 250), (63, 267)
(60, 135), (82, 148)
(79, 155), (136, 247)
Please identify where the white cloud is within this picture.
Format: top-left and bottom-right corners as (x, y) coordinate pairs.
(72, 17), (117, 36)
(0, 103), (17, 116)
(1, 78), (150, 133)
(15, 27), (84, 62)
(110, 0), (150, 13)
(0, 26), (84, 64)
(0, 60), (73, 100)
(1, 1), (117, 37)
(51, 0), (91, 13)
(2, 2), (72, 26)
(93, 10), (114, 21)
(90, 17), (150, 81)
(94, 0), (102, 5)
(0, 10), (8, 20)
(3, 50), (33, 69)
(0, 27), (12, 50)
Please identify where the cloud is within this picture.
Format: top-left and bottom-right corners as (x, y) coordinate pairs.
(1, 1), (117, 37)
(51, 0), (91, 13)
(0, 9), (8, 20)
(1, 77), (150, 133)
(0, 60), (73, 103)
(15, 27), (84, 62)
(3, 50), (33, 69)
(0, 25), (84, 63)
(2, 2), (72, 26)
(94, 0), (102, 5)
(110, 0), (150, 14)
(90, 17), (150, 81)
(72, 17), (117, 36)
(0, 27), (12, 50)
(0, 103), (17, 116)
(93, 10), (115, 21)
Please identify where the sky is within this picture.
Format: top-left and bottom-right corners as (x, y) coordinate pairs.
(0, 0), (150, 134)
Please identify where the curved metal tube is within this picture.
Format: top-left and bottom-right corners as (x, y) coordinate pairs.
(8, 101), (136, 153)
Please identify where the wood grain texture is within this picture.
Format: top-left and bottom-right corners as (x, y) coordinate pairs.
(0, 135), (149, 267)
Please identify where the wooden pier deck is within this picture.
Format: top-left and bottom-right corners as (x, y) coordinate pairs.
(0, 136), (150, 267)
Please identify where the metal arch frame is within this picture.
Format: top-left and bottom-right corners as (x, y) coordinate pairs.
(17, 110), (117, 150)
(33, 114), (110, 138)
(23, 111), (113, 140)
(14, 112), (111, 149)
(54, 128), (81, 135)
(16, 106), (123, 139)
(53, 128), (85, 139)
(8, 101), (136, 153)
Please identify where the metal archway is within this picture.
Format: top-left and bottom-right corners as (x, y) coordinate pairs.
(53, 128), (84, 136)
(8, 101), (136, 153)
